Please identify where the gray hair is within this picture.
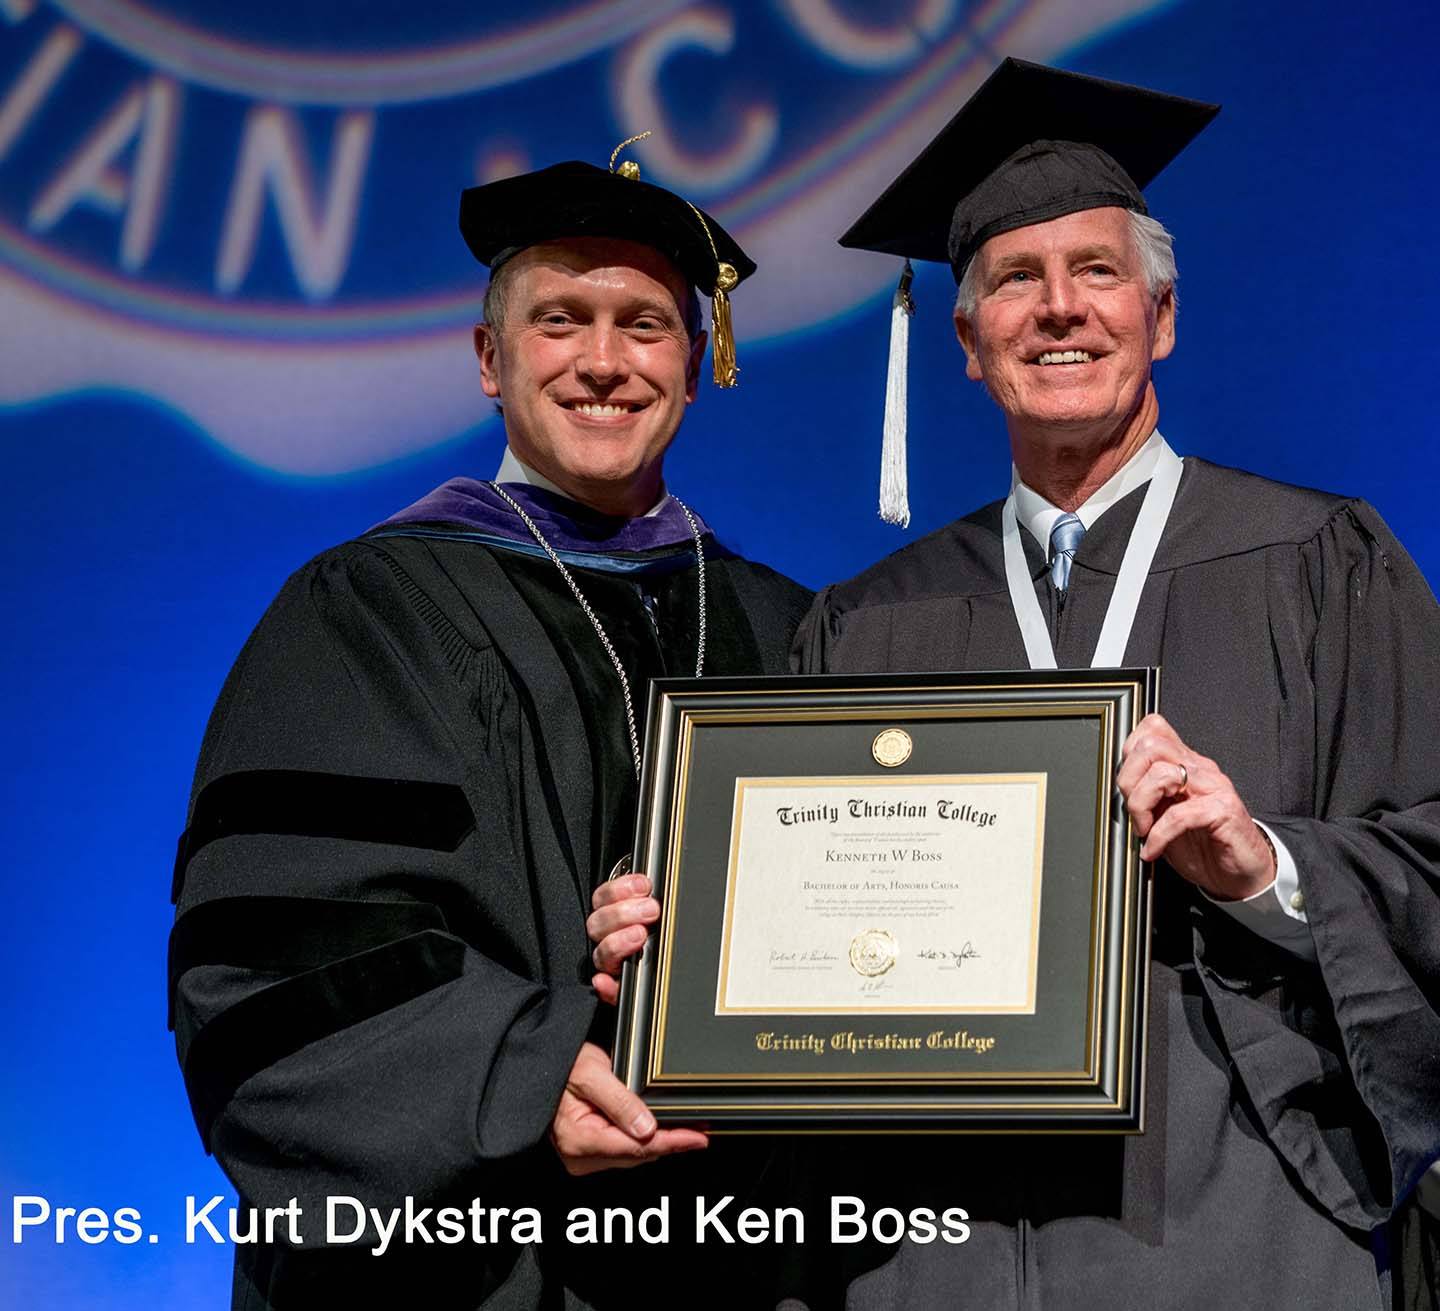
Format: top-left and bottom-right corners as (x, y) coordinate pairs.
(953, 209), (1177, 319)
(482, 253), (704, 340)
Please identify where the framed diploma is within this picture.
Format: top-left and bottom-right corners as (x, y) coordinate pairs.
(612, 669), (1158, 1132)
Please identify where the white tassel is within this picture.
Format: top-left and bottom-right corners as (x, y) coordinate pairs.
(879, 261), (914, 528)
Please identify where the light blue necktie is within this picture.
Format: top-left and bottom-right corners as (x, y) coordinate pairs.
(1049, 512), (1085, 590)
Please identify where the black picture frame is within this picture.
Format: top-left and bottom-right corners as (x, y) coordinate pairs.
(613, 669), (1159, 1133)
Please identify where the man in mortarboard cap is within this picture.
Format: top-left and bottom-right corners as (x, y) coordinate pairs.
(168, 141), (808, 1309)
(783, 59), (1440, 1307)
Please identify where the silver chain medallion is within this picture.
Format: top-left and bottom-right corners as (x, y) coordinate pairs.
(486, 483), (707, 780)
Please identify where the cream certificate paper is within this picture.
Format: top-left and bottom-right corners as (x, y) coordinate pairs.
(714, 775), (1047, 1015)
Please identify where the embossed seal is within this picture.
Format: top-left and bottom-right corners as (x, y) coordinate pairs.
(849, 928), (899, 977)
(872, 728), (913, 768)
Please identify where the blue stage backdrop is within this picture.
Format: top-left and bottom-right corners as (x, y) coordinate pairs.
(1, 1), (1436, 1304)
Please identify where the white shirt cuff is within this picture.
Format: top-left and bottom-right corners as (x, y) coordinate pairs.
(1202, 822), (1316, 961)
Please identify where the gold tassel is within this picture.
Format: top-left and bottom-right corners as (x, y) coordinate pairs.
(711, 261), (739, 388)
(680, 198), (741, 390)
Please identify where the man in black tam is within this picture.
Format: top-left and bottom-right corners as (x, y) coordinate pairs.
(167, 144), (809, 1309)
(791, 58), (1438, 1308)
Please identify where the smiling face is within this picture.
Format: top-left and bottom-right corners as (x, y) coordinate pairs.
(474, 237), (706, 517)
(954, 206), (1174, 465)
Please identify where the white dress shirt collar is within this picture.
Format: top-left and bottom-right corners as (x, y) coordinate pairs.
(494, 448), (672, 518)
(1013, 429), (1167, 556)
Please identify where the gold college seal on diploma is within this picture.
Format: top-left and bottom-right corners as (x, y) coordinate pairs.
(872, 728), (913, 767)
(849, 928), (899, 977)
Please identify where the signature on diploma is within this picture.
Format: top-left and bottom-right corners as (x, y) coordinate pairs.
(917, 942), (981, 968)
(769, 948), (840, 966)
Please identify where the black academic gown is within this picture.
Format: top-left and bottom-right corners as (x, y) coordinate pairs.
(791, 458), (1440, 1310)
(169, 523), (810, 1310)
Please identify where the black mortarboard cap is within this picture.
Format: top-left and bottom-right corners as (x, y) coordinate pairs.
(459, 160), (754, 295)
(840, 58), (1219, 283)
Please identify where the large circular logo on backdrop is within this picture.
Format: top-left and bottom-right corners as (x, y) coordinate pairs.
(0, 0), (1163, 473)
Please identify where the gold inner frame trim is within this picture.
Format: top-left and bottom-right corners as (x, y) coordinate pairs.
(712, 772), (1048, 1017)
